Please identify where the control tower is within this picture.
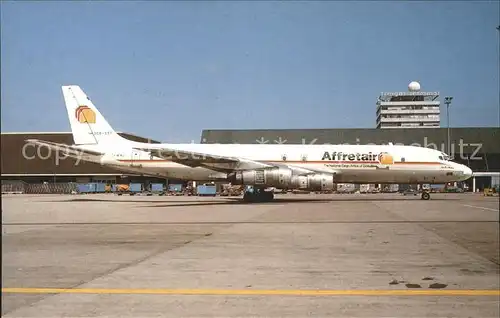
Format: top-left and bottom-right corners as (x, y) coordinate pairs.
(376, 81), (440, 129)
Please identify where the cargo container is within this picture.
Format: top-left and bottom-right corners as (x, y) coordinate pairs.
(95, 183), (106, 193)
(151, 183), (164, 192)
(168, 184), (183, 193)
(197, 184), (217, 196)
(77, 183), (90, 193)
(76, 182), (104, 193)
(88, 183), (98, 193)
(129, 183), (142, 193)
(112, 184), (130, 192)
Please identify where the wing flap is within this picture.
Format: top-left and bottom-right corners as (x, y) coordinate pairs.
(142, 148), (238, 164)
(134, 146), (339, 175)
(134, 147), (271, 171)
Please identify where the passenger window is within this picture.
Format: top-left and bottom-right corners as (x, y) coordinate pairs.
(401, 157), (405, 162)
(439, 156), (443, 160)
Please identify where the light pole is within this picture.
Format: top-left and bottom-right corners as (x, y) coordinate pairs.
(444, 96), (453, 155)
(497, 26), (500, 127)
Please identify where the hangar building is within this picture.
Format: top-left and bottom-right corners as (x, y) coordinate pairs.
(1, 132), (164, 185)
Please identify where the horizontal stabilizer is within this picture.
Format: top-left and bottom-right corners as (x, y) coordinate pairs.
(25, 139), (105, 157)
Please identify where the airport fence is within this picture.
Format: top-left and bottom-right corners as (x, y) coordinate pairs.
(1, 180), (78, 194)
(1, 180), (28, 194)
(25, 182), (78, 194)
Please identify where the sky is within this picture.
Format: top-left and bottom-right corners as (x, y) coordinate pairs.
(1, 1), (499, 142)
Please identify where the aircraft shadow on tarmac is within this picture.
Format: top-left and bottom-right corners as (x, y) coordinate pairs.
(138, 197), (461, 208)
(50, 195), (460, 208)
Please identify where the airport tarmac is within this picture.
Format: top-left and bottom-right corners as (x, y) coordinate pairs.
(2, 192), (499, 317)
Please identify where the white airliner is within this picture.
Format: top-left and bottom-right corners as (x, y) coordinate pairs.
(26, 85), (472, 202)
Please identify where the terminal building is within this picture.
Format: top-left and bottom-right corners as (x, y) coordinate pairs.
(376, 81), (441, 129)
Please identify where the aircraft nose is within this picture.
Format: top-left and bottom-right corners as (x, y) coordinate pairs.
(462, 166), (473, 180)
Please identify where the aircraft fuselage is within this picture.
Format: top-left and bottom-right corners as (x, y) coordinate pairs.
(71, 142), (472, 185)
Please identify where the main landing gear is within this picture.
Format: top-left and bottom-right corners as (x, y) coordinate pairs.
(243, 186), (274, 203)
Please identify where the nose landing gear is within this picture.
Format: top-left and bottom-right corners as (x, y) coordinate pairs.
(421, 191), (430, 200)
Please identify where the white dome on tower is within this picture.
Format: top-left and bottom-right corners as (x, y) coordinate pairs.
(408, 81), (421, 92)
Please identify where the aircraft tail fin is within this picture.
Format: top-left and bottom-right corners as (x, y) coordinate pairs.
(62, 85), (128, 146)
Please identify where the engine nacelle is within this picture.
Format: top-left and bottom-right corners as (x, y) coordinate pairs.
(229, 168), (335, 191)
(290, 173), (336, 191)
(231, 167), (293, 188)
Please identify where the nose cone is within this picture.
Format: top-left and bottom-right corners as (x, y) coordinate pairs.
(462, 166), (473, 180)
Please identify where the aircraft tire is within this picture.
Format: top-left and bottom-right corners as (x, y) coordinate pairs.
(243, 189), (274, 203)
(262, 191), (274, 202)
(243, 191), (255, 202)
(421, 192), (430, 200)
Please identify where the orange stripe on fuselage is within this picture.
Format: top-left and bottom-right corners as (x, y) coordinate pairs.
(393, 162), (442, 165)
(117, 159), (443, 165)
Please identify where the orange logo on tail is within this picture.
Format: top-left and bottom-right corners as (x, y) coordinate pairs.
(75, 106), (96, 124)
(378, 152), (394, 165)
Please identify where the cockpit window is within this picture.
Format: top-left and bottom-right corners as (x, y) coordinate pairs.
(439, 153), (451, 161)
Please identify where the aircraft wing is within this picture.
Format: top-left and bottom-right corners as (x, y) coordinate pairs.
(25, 139), (105, 157)
(134, 146), (335, 175)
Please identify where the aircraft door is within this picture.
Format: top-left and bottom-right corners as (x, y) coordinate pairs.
(130, 150), (142, 167)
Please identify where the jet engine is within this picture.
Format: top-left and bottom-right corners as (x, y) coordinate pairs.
(230, 167), (293, 188)
(289, 173), (336, 191)
(228, 168), (335, 191)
